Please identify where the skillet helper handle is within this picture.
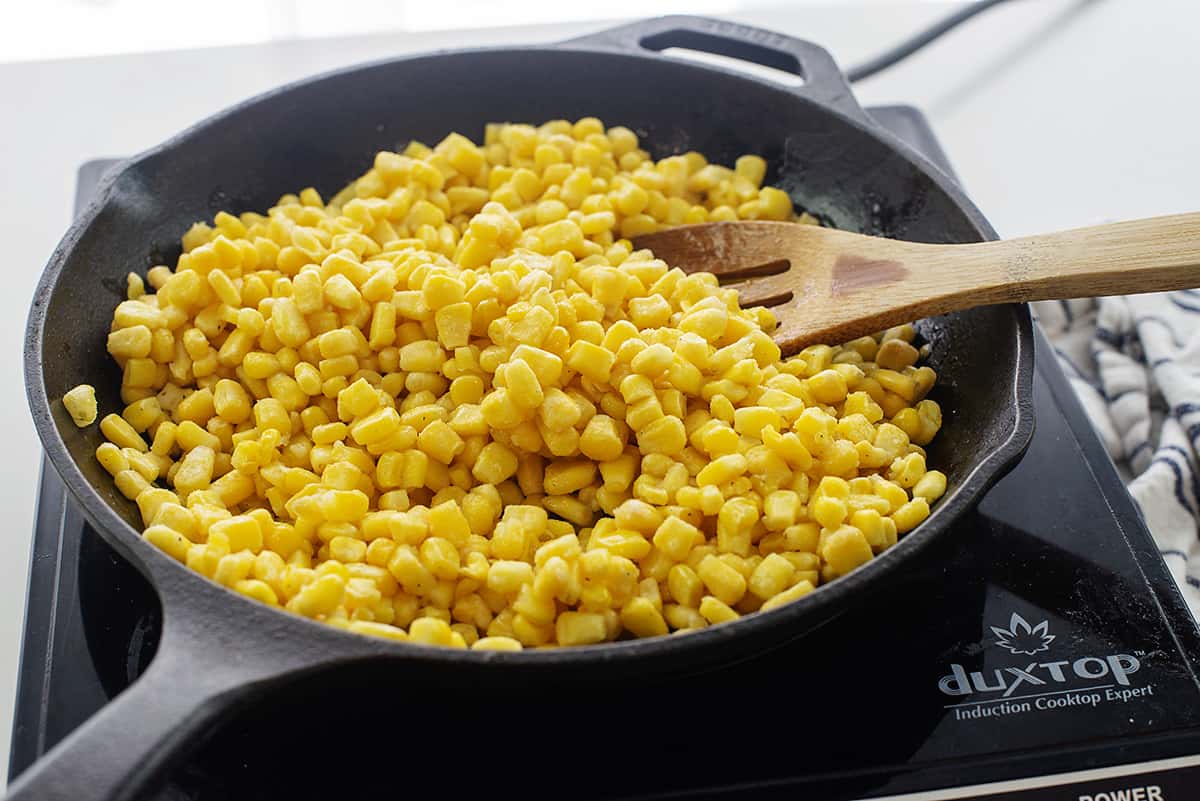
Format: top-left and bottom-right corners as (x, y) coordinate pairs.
(562, 15), (867, 122)
(5, 625), (267, 801)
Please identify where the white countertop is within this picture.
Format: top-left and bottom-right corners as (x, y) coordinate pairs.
(3, 0), (1199, 782)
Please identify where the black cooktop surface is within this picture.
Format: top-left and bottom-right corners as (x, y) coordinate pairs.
(12, 107), (1200, 801)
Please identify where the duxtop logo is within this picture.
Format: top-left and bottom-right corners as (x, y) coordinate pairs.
(939, 611), (1141, 699)
(938, 610), (1154, 720)
(991, 613), (1055, 656)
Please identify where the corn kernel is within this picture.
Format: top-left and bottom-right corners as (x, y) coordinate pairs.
(696, 555), (746, 606)
(63, 384), (98, 427)
(760, 579), (815, 612)
(913, 470), (947, 502)
(556, 611), (608, 646)
(699, 595), (740, 625)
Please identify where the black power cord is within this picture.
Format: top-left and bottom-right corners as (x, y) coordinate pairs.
(846, 0), (1017, 83)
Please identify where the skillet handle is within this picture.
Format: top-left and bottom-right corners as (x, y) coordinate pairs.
(562, 15), (867, 122)
(5, 620), (274, 801)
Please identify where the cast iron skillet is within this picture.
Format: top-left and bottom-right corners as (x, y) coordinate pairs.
(18, 16), (1033, 801)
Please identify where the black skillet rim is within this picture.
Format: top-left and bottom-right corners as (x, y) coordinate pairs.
(23, 35), (1035, 670)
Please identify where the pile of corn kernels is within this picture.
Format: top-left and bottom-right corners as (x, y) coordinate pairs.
(77, 118), (947, 650)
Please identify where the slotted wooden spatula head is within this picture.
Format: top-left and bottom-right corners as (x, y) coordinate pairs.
(633, 221), (927, 353)
(634, 214), (1200, 355)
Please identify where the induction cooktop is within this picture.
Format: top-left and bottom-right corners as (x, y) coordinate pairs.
(12, 106), (1200, 801)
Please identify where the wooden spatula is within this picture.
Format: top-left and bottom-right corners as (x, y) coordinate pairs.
(632, 215), (1200, 353)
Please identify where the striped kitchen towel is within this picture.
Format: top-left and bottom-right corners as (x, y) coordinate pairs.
(1034, 292), (1200, 619)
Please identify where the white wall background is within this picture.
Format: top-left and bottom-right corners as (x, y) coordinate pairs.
(4, 0), (926, 63)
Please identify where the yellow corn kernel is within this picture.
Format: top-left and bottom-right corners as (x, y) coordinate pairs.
(428, 501), (472, 547)
(63, 384), (98, 427)
(107, 325), (153, 359)
(318, 489), (369, 522)
(698, 595), (740, 625)
(820, 525), (874, 575)
(663, 604), (705, 630)
(619, 597), (669, 638)
(662, 563), (698, 608)
(807, 369), (848, 404)
(330, 536), (368, 564)
(399, 340), (446, 373)
(651, 516), (700, 562)
(95, 443), (129, 477)
(348, 620), (408, 642)
(575, 414), (621, 461)
(312, 421), (348, 445)
(290, 574), (345, 618)
(869, 475), (907, 513)
(696, 453), (747, 487)
(636, 415), (686, 456)
(543, 460), (596, 495)
(121, 398), (164, 434)
(893, 498), (931, 533)
(101, 414), (147, 452)
(748, 553), (795, 600)
(876, 338), (920, 370)
(209, 515), (263, 553)
(253, 398), (291, 436)
(134, 488), (176, 527)
(760, 579), (815, 612)
(565, 340), (615, 384)
(698, 423), (739, 457)
(143, 524), (191, 561)
(350, 407), (400, 446)
(589, 529), (651, 560)
(213, 551), (256, 587)
(416, 419), (464, 464)
(241, 351), (279, 380)
(851, 508), (889, 551)
(472, 636), (523, 652)
(414, 536), (457, 580)
(498, 359), (542, 410)
(913, 470), (947, 502)
(811, 496), (848, 530)
(487, 560), (534, 595)
(337, 377), (380, 420)
(408, 616), (457, 647)
(480, 389), (524, 429)
(471, 442), (519, 484)
(696, 555), (746, 606)
(211, 379), (251, 424)
(555, 611), (607, 646)
(234, 579), (279, 606)
(875, 369), (915, 402)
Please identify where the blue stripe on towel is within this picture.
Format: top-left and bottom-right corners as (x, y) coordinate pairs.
(1149, 454), (1197, 516)
(1108, 387), (1145, 404)
(1095, 326), (1125, 348)
(1169, 294), (1200, 313)
(1173, 402), (1200, 418)
(1162, 445), (1200, 508)
(1137, 315), (1188, 348)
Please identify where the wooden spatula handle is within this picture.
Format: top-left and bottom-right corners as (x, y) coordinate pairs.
(934, 212), (1200, 304)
